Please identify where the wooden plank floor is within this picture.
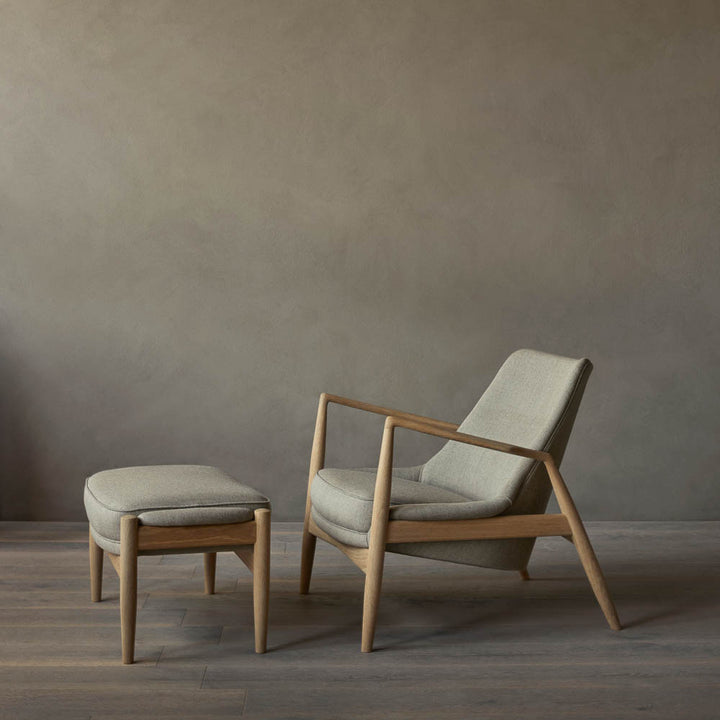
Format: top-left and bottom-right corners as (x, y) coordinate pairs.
(0, 521), (718, 719)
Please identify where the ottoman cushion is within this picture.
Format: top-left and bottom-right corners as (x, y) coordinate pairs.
(84, 465), (270, 553)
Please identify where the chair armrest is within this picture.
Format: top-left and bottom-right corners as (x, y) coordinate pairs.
(304, 395), (458, 541)
(305, 395), (550, 549)
(356, 414), (550, 570)
(383, 415), (551, 463)
(305, 393), (454, 505)
(360, 416), (552, 547)
(322, 393), (459, 431)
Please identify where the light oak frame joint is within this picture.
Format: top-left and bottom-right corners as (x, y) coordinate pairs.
(90, 509), (271, 664)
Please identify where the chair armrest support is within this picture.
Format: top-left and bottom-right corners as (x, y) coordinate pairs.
(367, 416), (549, 531)
(306, 397), (550, 554)
(305, 394), (458, 549)
(362, 416), (556, 570)
(304, 393), (458, 520)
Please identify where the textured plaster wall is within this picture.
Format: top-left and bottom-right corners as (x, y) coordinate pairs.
(1, 1), (719, 520)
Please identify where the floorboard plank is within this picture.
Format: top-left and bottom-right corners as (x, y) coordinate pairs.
(0, 521), (717, 719)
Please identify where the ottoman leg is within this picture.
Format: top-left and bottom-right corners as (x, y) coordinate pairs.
(89, 528), (104, 602)
(120, 515), (139, 664)
(204, 553), (217, 594)
(253, 508), (271, 653)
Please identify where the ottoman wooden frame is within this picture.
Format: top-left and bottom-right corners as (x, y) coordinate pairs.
(89, 508), (271, 663)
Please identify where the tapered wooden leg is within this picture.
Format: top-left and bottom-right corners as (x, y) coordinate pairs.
(253, 508), (271, 653)
(361, 540), (387, 653)
(361, 419), (395, 653)
(203, 552), (217, 594)
(299, 523), (317, 595)
(89, 528), (104, 602)
(300, 394), (328, 595)
(519, 568), (530, 581)
(569, 531), (622, 630)
(120, 515), (139, 664)
(546, 461), (622, 631)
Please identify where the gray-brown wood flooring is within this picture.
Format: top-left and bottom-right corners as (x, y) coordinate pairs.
(0, 521), (718, 719)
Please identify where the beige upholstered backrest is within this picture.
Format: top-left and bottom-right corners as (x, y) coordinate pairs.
(420, 349), (593, 507)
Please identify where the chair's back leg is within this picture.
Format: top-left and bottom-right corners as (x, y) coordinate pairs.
(203, 553), (217, 595)
(569, 530), (622, 630)
(299, 518), (317, 595)
(546, 461), (622, 631)
(253, 508), (271, 653)
(300, 395), (328, 595)
(120, 515), (139, 664)
(89, 528), (103, 602)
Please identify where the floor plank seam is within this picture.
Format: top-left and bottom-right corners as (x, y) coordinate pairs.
(155, 645), (166, 667)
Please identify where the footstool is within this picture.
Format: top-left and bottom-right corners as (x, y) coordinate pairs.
(83, 465), (271, 663)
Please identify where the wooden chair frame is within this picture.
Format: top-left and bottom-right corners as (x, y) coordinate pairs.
(299, 394), (621, 652)
(90, 507), (270, 663)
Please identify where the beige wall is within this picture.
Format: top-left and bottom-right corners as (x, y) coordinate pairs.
(1, 1), (719, 520)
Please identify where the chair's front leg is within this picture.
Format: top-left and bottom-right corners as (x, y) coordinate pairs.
(361, 419), (395, 653)
(253, 508), (271, 653)
(120, 515), (139, 664)
(203, 553), (217, 595)
(89, 528), (104, 602)
(300, 394), (328, 595)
